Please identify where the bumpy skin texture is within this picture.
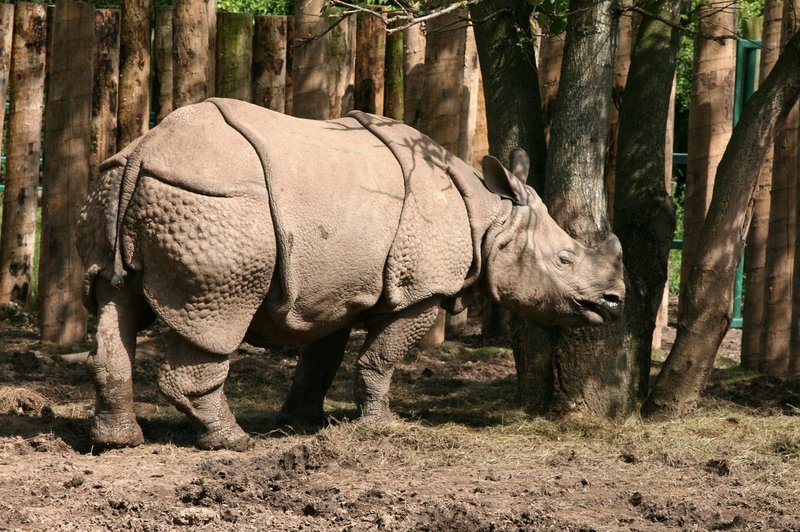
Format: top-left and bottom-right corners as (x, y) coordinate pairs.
(78, 99), (625, 450)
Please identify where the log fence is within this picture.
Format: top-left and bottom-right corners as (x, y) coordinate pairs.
(0, 1), (489, 347)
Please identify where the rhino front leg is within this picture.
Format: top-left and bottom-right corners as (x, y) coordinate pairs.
(355, 300), (441, 422)
(278, 327), (351, 429)
(88, 279), (149, 449)
(157, 331), (251, 451)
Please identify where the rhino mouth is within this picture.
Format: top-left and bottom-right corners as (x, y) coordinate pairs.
(575, 295), (623, 324)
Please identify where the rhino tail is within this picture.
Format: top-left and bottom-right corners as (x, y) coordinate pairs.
(109, 138), (149, 287)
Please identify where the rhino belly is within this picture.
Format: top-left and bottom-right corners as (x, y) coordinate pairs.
(124, 175), (276, 354)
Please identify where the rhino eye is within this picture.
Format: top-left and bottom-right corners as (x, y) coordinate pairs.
(557, 251), (575, 269)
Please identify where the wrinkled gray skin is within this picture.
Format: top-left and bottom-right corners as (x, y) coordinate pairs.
(77, 101), (624, 451)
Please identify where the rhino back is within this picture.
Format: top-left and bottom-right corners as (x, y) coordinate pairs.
(208, 99), (406, 337)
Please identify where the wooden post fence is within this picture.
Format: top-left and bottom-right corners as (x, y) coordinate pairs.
(215, 11), (253, 101)
(154, 6), (173, 123)
(40, 0), (94, 346)
(253, 15), (287, 112)
(91, 9), (120, 177)
(0, 3), (46, 308)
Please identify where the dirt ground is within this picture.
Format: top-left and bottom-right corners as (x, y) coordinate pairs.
(1, 302), (799, 531)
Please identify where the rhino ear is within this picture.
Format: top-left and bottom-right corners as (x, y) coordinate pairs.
(481, 155), (528, 205)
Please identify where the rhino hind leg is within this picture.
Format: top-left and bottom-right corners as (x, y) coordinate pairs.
(355, 299), (441, 422)
(277, 327), (352, 429)
(88, 279), (151, 449)
(157, 331), (251, 451)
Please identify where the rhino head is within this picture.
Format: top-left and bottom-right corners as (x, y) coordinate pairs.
(481, 152), (625, 327)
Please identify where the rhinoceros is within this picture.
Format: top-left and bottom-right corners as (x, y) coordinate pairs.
(77, 98), (624, 450)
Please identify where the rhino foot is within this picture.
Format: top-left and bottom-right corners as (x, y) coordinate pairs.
(197, 424), (252, 451)
(91, 412), (145, 449)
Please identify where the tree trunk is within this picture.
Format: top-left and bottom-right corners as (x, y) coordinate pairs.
(613, 0), (686, 400)
(173, 0), (209, 109)
(0, 3), (45, 308)
(291, 0), (329, 119)
(284, 16), (294, 115)
(253, 16), (288, 113)
(91, 9), (120, 177)
(470, 0), (546, 191)
(326, 15), (356, 118)
(118, 0), (150, 147)
(678, 1), (737, 314)
(402, 23), (425, 129)
(354, 8), (386, 115)
(513, 0), (623, 417)
(206, 0), (216, 97)
(39, 0), (94, 345)
(154, 6), (173, 124)
(741, 0), (783, 370)
(215, 12), (253, 102)
(643, 29), (800, 419)
(383, 26), (403, 120)
(760, 0), (798, 376)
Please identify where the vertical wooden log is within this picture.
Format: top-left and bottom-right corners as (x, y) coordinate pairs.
(354, 8), (386, 115)
(327, 15), (356, 118)
(284, 15), (294, 115)
(402, 23), (425, 128)
(742, 0), (782, 370)
(0, 3), (44, 307)
(173, 0), (209, 109)
(472, 75), (490, 172)
(91, 9), (120, 177)
(117, 0), (150, 147)
(679, 1), (737, 314)
(292, 0), (329, 119)
(253, 15), (287, 112)
(383, 25), (403, 120)
(40, 0), (94, 345)
(538, 31), (564, 143)
(206, 0), (216, 97)
(215, 12), (253, 101)
(652, 78), (676, 351)
(417, 10), (467, 153)
(154, 6), (173, 123)
(760, 0), (799, 376)
(605, 6), (635, 225)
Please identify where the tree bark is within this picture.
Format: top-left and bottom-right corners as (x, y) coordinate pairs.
(741, 0), (783, 370)
(40, 0), (94, 345)
(118, 0), (150, 147)
(0, 3), (45, 308)
(292, 0), (329, 119)
(613, 0), (686, 400)
(678, 0), (737, 314)
(173, 0), (209, 109)
(206, 0), (216, 97)
(215, 12), (253, 101)
(514, 0), (624, 417)
(253, 16), (288, 113)
(760, 0), (798, 376)
(91, 9), (120, 177)
(154, 6), (173, 124)
(470, 0), (547, 191)
(383, 25), (403, 120)
(354, 8), (386, 115)
(327, 15), (356, 118)
(284, 16), (294, 115)
(643, 28), (800, 419)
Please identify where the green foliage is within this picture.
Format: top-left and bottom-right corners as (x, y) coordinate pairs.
(668, 183), (684, 295)
(532, 0), (569, 34)
(217, 0), (292, 15)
